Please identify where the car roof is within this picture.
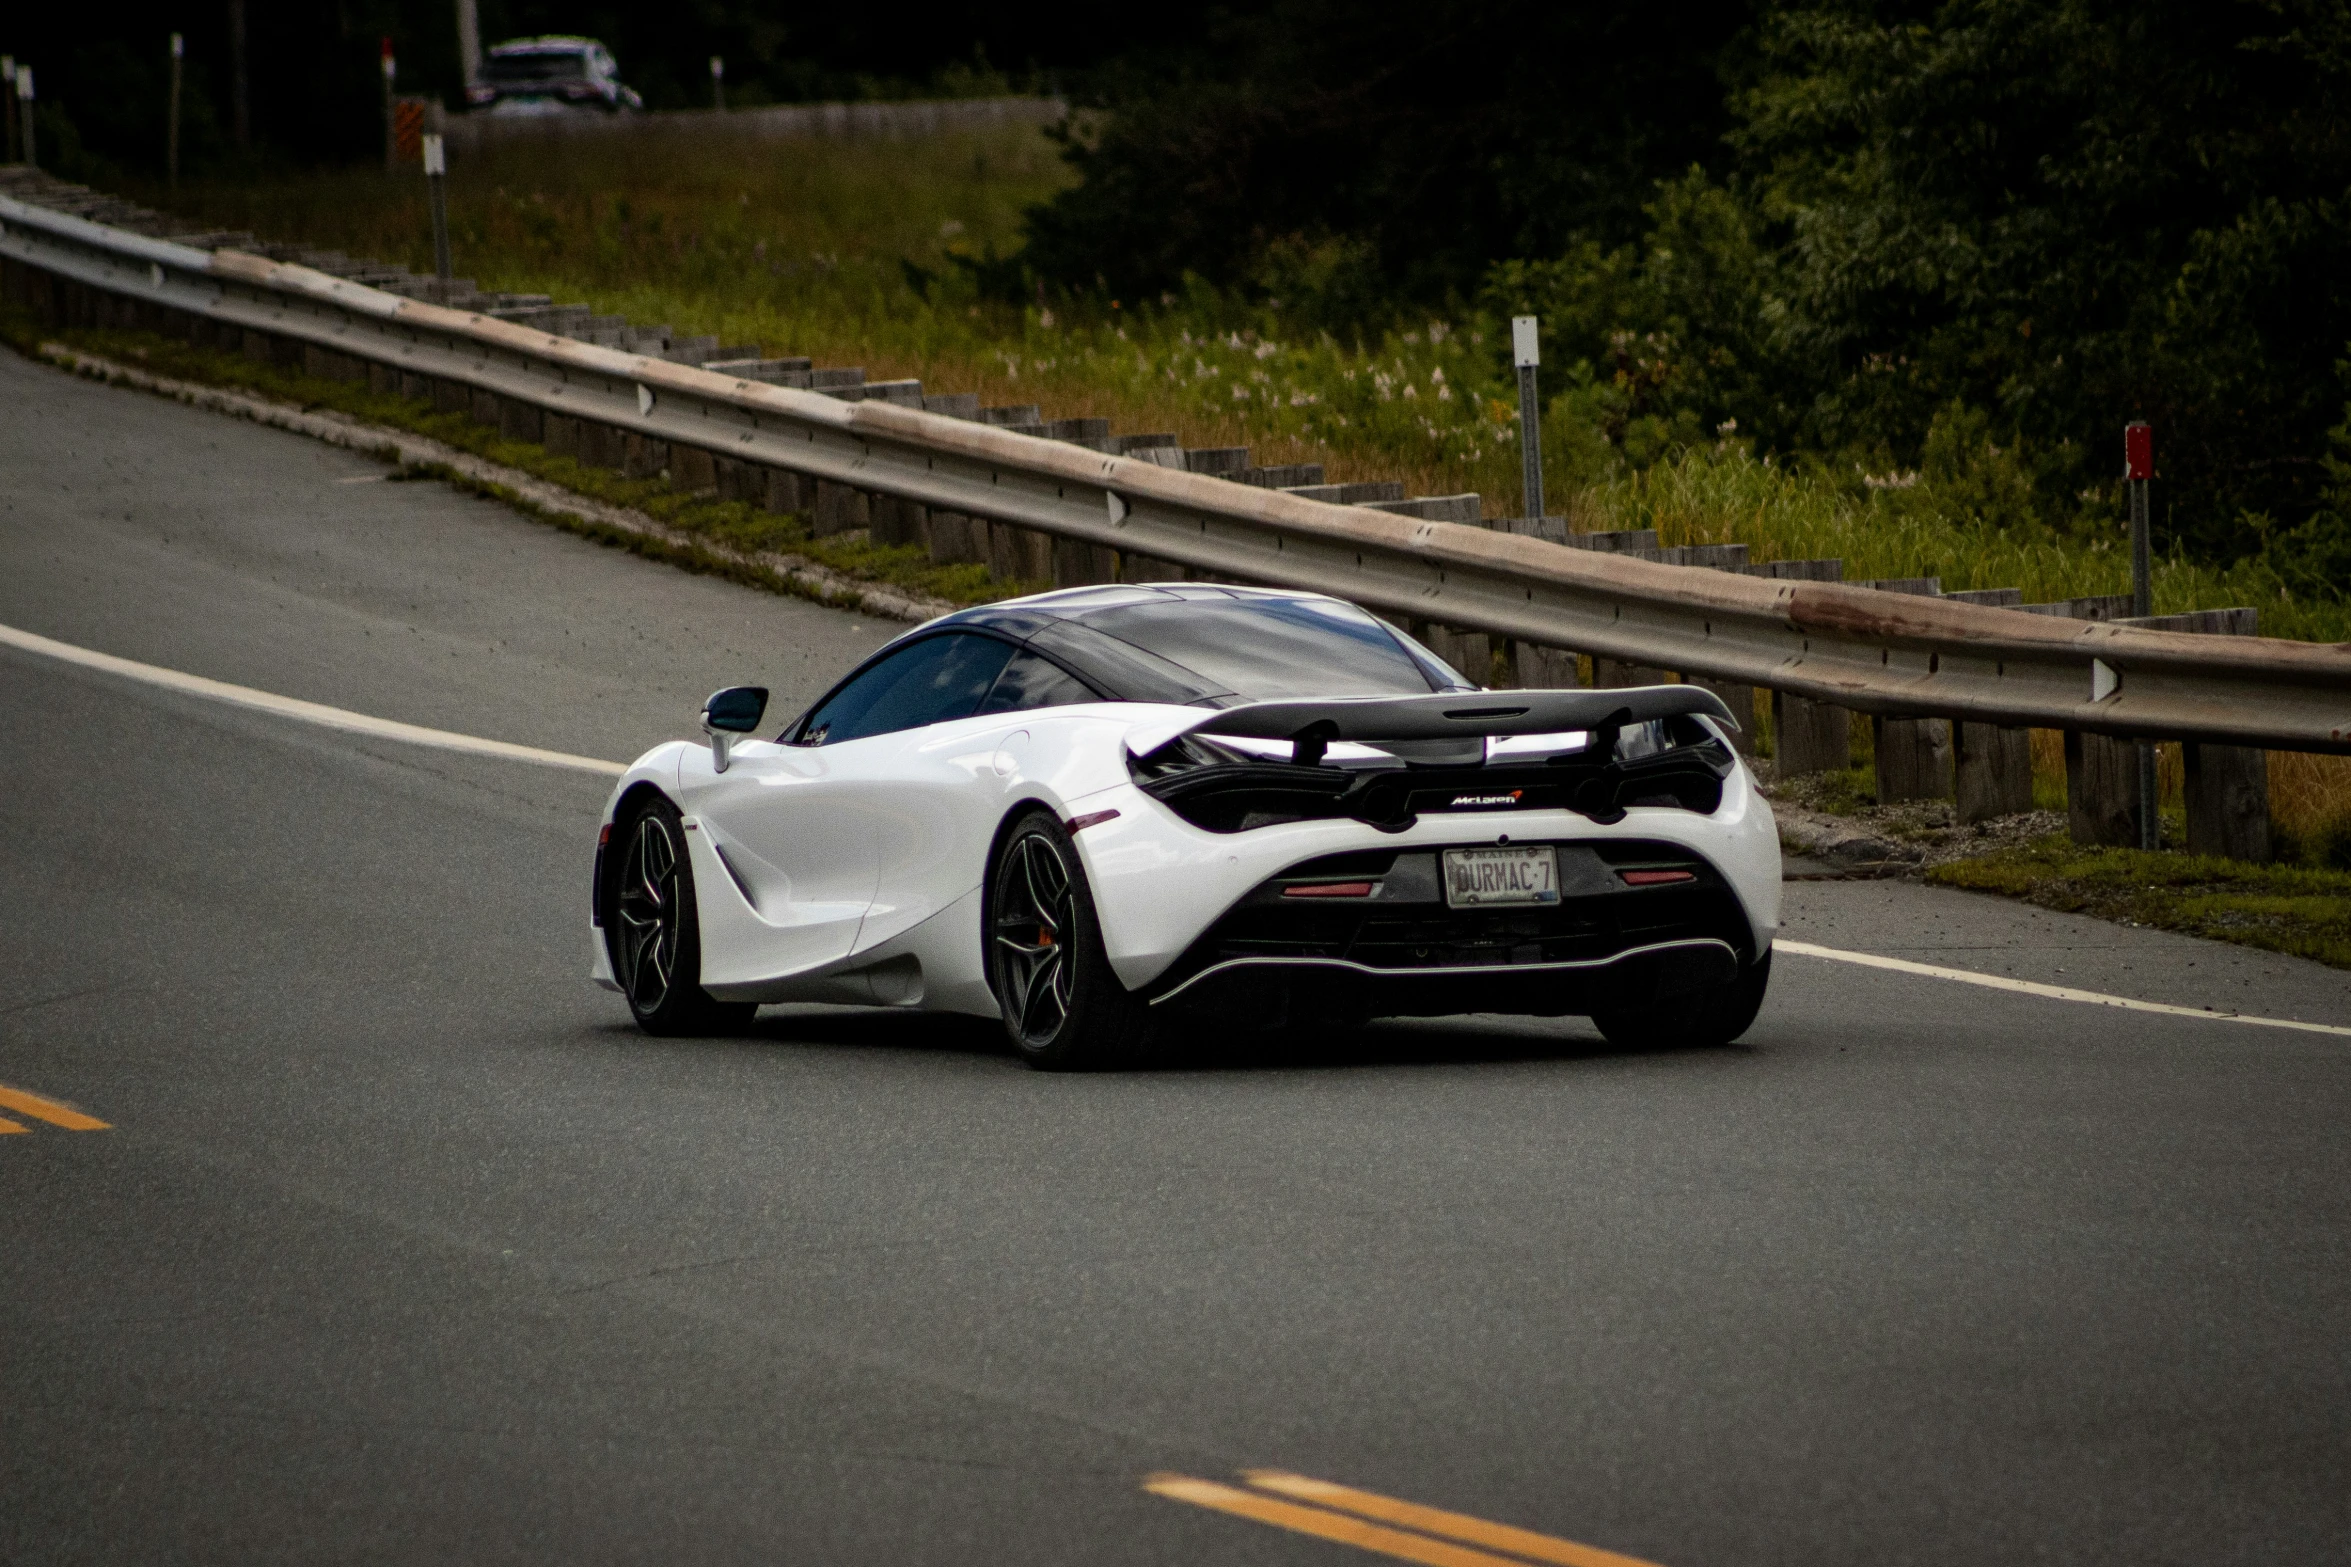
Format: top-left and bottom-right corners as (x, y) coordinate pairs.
(926, 582), (1333, 639)
(893, 583), (1464, 705)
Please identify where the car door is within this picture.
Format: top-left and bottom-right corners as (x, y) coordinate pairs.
(679, 632), (1018, 979)
(854, 646), (1105, 952)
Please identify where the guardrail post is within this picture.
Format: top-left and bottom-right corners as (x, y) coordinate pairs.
(671, 445), (715, 492)
(867, 494), (920, 548)
(991, 523), (1052, 585)
(2123, 607), (2269, 861)
(2024, 595), (2141, 847)
(1942, 588), (2034, 820)
(813, 480), (866, 536)
(1415, 623), (1490, 685)
(1053, 535), (1116, 587)
(2185, 743), (2270, 862)
(2064, 730), (2144, 847)
(925, 510), (981, 566)
(1512, 644), (1581, 689)
(1954, 724), (2034, 821)
(1850, 579), (1949, 802)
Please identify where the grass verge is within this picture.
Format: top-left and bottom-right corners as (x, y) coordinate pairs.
(1928, 838), (2351, 970)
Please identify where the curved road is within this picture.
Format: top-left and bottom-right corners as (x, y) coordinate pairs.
(3, 349), (2347, 1565)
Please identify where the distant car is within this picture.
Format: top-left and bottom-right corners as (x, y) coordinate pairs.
(588, 584), (1781, 1067)
(467, 36), (643, 115)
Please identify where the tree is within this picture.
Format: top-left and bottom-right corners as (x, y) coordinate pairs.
(1021, 0), (1755, 312)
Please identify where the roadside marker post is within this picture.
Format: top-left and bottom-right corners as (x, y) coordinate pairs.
(1513, 315), (1544, 525)
(3, 56), (16, 166)
(2125, 421), (2157, 850)
(17, 64), (34, 170)
(168, 35), (184, 193)
(711, 56), (726, 113)
(423, 134), (453, 300)
(380, 38), (398, 174)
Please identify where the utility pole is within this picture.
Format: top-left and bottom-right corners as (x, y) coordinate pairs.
(2125, 420), (2157, 850)
(168, 34), (185, 192)
(1513, 315), (1545, 524)
(227, 0), (250, 151)
(710, 56), (725, 112)
(423, 133), (453, 299)
(454, 0), (481, 92)
(381, 38), (398, 173)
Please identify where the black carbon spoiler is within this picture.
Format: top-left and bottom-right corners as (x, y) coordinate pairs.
(1127, 685), (1743, 830)
(1187, 685), (1734, 741)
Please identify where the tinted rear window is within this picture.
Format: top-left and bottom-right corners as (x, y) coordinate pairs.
(1073, 598), (1440, 700)
(485, 52), (589, 82)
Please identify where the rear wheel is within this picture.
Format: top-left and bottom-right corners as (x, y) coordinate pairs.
(1590, 951), (1770, 1049)
(607, 797), (756, 1037)
(987, 812), (1155, 1070)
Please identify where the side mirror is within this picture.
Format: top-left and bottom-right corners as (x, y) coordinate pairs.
(701, 685), (769, 773)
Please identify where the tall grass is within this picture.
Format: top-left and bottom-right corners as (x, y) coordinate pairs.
(1594, 445), (2349, 643)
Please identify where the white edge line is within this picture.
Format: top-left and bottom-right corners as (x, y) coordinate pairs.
(0, 621), (628, 778)
(6, 621), (2338, 1031)
(1777, 939), (2351, 1039)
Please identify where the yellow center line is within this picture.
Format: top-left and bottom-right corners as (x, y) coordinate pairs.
(1243, 1470), (1669, 1567)
(1147, 1475), (1538, 1567)
(0, 1084), (111, 1131)
(0, 1116), (29, 1134)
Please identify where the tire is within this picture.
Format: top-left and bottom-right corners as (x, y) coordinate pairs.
(606, 796), (758, 1037)
(986, 811), (1157, 1070)
(1590, 950), (1771, 1049)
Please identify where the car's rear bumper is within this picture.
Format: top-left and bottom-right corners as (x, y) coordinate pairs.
(1148, 935), (1741, 1020)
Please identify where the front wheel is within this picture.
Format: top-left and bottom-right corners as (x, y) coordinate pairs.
(1590, 951), (1770, 1049)
(607, 797), (757, 1037)
(986, 812), (1156, 1070)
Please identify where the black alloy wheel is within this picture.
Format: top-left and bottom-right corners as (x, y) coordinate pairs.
(994, 829), (1077, 1047)
(607, 796), (755, 1036)
(986, 812), (1155, 1069)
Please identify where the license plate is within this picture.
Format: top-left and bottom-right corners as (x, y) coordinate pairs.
(1442, 846), (1560, 907)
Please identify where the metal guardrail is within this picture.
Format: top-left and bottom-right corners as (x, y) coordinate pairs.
(4, 191), (2347, 754)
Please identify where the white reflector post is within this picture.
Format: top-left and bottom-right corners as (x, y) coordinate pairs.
(1512, 315), (1543, 522)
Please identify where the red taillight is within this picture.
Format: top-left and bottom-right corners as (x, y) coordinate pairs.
(1065, 809), (1121, 834)
(1620, 869), (1695, 886)
(1282, 881), (1376, 898)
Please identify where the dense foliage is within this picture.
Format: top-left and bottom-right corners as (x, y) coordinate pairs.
(1029, 0), (2351, 576)
(1022, 0), (1747, 314)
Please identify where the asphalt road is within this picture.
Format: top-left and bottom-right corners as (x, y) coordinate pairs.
(4, 350), (2348, 1566)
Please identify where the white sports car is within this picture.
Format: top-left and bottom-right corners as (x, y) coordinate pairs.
(590, 584), (1780, 1066)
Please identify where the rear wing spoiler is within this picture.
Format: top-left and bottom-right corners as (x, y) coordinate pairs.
(1124, 684), (1736, 764)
